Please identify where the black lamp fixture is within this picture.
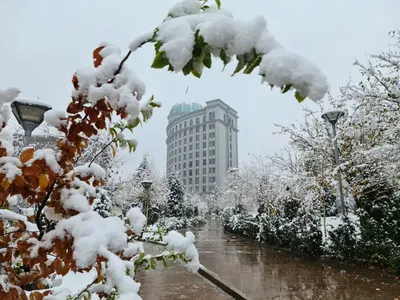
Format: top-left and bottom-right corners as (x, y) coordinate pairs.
(11, 98), (52, 146)
(321, 109), (346, 125)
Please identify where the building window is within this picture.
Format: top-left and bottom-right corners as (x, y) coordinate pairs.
(203, 150), (206, 157)
(196, 135), (200, 142)
(196, 186), (199, 192)
(203, 134), (206, 140)
(196, 152), (199, 158)
(203, 141), (206, 148)
(203, 186), (206, 192)
(189, 178), (192, 184)
(203, 125), (206, 131)
(190, 119), (193, 126)
(190, 128), (193, 134)
(210, 177), (215, 183)
(203, 159), (207, 165)
(196, 169), (199, 176)
(203, 115), (206, 122)
(210, 141), (215, 147)
(183, 179), (186, 185)
(184, 138), (187, 144)
(184, 130), (187, 136)
(189, 161), (192, 167)
(189, 170), (192, 176)
(184, 146), (187, 152)
(183, 162), (186, 168)
(189, 145), (193, 151)
(196, 117), (200, 124)
(203, 177), (206, 183)
(184, 154), (187, 160)
(189, 137), (193, 143)
(196, 160), (199, 166)
(189, 153), (193, 159)
(179, 148), (181, 154)
(195, 177), (199, 184)
(184, 121), (187, 127)
(209, 111), (215, 120)
(196, 143), (200, 150)
(196, 126), (200, 133)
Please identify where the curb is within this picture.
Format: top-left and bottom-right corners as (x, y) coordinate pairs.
(197, 265), (252, 300)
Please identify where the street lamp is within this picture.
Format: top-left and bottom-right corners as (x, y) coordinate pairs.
(140, 180), (153, 225)
(11, 98), (52, 147)
(321, 109), (346, 215)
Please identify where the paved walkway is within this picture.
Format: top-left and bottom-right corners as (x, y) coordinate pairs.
(138, 262), (232, 300)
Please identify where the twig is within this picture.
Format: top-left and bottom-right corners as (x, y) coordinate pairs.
(72, 277), (99, 300)
(88, 138), (117, 168)
(36, 180), (57, 241)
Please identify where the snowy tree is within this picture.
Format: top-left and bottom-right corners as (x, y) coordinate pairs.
(93, 187), (112, 218)
(166, 172), (185, 218)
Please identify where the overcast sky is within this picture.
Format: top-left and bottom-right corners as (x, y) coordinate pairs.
(1, 0), (399, 177)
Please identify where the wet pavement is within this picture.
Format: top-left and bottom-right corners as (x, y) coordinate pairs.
(138, 262), (232, 300)
(193, 218), (400, 300)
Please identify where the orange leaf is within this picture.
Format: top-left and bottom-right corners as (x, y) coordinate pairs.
(23, 164), (42, 177)
(14, 175), (26, 187)
(39, 174), (49, 190)
(20, 148), (34, 163)
(67, 102), (81, 114)
(29, 291), (44, 300)
(2, 179), (10, 190)
(93, 46), (105, 68)
(111, 146), (116, 158)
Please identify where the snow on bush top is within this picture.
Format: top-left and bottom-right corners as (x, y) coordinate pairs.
(140, 0), (329, 102)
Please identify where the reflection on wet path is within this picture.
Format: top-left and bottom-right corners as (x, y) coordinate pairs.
(192, 219), (400, 300)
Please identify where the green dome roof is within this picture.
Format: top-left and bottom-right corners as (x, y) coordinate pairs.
(169, 102), (203, 115)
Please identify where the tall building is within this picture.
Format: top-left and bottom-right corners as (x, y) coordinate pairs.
(166, 99), (238, 193)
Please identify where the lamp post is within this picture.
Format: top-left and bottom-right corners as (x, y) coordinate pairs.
(11, 98), (52, 147)
(140, 180), (153, 225)
(321, 109), (346, 215)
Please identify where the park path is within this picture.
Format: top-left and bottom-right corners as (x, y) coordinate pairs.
(140, 218), (400, 299)
(193, 218), (400, 300)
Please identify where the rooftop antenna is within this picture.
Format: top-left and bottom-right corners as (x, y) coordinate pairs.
(185, 85), (189, 95)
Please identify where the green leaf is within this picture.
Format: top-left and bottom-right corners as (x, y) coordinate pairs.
(168, 64), (174, 72)
(203, 52), (212, 69)
(151, 51), (169, 69)
(150, 258), (157, 270)
(182, 61), (193, 76)
(162, 257), (168, 268)
(149, 102), (161, 108)
(220, 48), (230, 66)
(215, 0), (221, 9)
(203, 5), (210, 10)
(191, 68), (202, 78)
(295, 91), (306, 103)
(154, 41), (162, 52)
(132, 117), (140, 128)
(232, 55), (246, 76)
(243, 55), (262, 74)
(281, 84), (292, 94)
(269, 84), (274, 90)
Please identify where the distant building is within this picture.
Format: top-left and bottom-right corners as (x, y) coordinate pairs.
(166, 99), (239, 193)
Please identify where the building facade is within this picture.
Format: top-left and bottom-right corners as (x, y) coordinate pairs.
(166, 99), (238, 193)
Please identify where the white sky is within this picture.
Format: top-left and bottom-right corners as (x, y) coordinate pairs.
(1, 0), (399, 177)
